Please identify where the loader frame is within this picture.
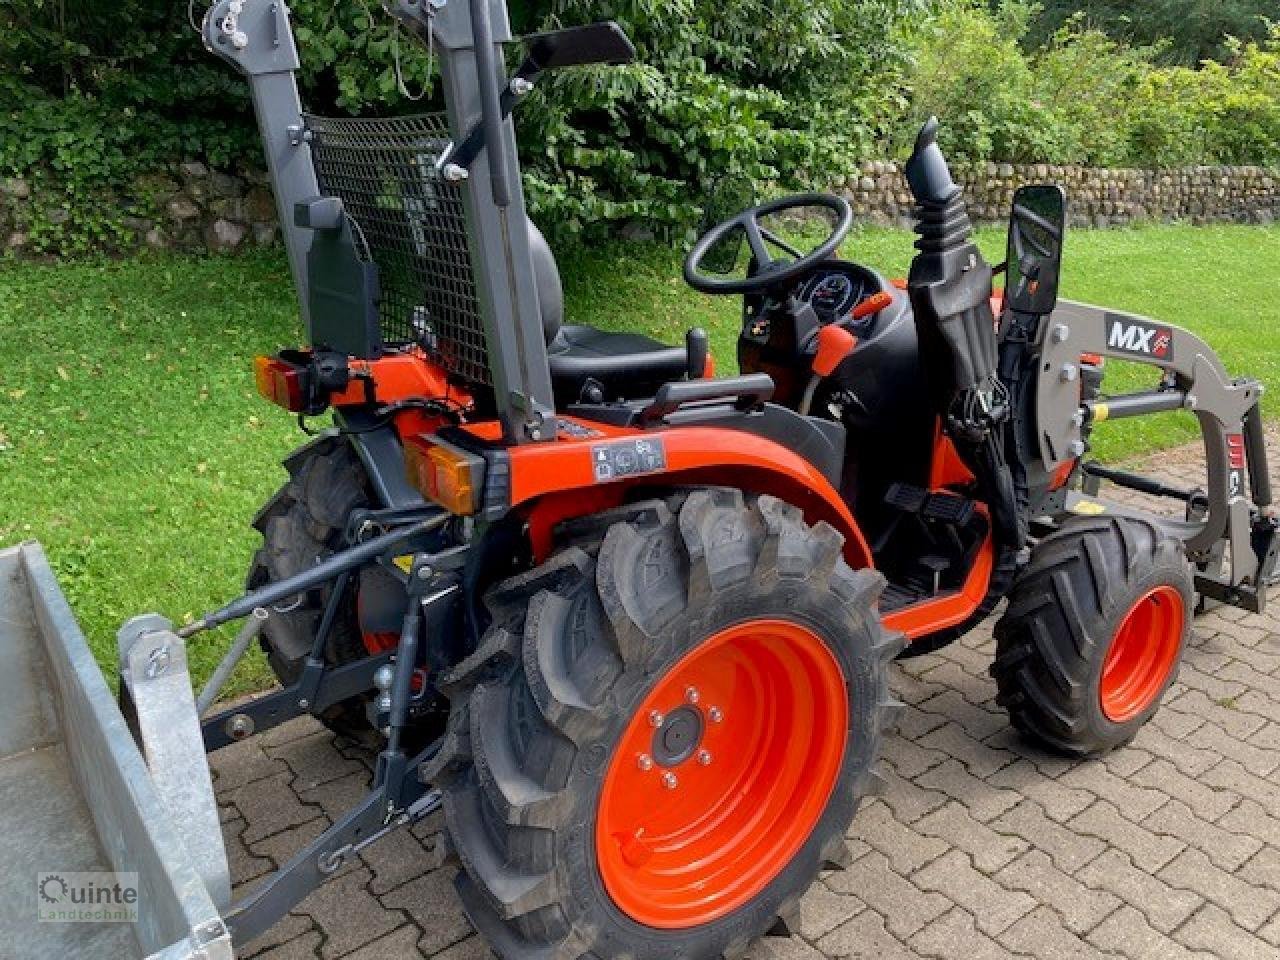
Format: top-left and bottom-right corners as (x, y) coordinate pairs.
(1039, 300), (1276, 610)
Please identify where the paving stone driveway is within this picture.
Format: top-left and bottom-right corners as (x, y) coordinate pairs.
(215, 433), (1280, 960)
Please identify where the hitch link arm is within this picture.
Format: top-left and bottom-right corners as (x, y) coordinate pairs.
(224, 767), (441, 946)
(179, 513), (448, 637)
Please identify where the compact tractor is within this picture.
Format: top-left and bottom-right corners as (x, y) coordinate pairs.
(18, 0), (1280, 956)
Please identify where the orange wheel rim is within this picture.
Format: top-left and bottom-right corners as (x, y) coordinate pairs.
(595, 619), (848, 929)
(1100, 585), (1184, 723)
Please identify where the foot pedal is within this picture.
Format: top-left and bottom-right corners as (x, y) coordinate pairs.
(884, 483), (928, 514)
(923, 492), (975, 526)
(920, 555), (951, 595)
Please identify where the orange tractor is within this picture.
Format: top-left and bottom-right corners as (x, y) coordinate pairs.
(120, 0), (1278, 955)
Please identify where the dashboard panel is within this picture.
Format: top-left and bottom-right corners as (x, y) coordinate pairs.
(796, 263), (887, 334)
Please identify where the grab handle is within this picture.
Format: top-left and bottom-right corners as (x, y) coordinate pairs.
(640, 374), (775, 423)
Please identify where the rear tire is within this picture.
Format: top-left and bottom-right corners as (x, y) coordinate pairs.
(247, 436), (376, 739)
(992, 515), (1192, 756)
(426, 490), (901, 960)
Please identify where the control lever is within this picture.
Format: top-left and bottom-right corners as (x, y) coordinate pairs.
(850, 291), (894, 323)
(799, 325), (858, 417)
(796, 292), (892, 416)
(686, 327), (711, 379)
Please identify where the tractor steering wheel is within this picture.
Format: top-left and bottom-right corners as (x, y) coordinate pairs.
(684, 193), (854, 295)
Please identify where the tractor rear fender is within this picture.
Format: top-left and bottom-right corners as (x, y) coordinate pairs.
(496, 420), (874, 568)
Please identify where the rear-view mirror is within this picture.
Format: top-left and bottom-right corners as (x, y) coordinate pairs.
(1005, 184), (1067, 315)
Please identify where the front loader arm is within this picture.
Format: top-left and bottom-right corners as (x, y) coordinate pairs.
(1038, 299), (1268, 589)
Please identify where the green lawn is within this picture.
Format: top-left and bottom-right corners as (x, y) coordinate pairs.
(1, 222), (1277, 691)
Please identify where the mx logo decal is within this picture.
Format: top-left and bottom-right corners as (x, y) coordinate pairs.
(1106, 315), (1174, 361)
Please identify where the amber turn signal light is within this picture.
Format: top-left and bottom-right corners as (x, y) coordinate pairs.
(405, 436), (484, 515)
(253, 355), (308, 412)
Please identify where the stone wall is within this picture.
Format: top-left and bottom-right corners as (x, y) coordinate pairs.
(2, 162), (279, 256)
(3, 160), (1278, 257)
(838, 161), (1280, 229)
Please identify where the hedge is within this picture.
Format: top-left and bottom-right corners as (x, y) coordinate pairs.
(1, 0), (1277, 252)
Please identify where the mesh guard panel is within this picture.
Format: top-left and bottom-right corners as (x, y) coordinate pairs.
(305, 113), (490, 385)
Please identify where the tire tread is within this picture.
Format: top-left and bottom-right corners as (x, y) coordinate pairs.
(433, 492), (898, 959)
(992, 515), (1192, 756)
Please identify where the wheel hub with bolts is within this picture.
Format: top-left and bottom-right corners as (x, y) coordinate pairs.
(651, 704), (706, 769)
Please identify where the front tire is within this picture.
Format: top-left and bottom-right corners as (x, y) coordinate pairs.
(426, 490), (901, 959)
(992, 515), (1193, 756)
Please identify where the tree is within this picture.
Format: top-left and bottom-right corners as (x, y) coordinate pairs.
(1027, 0), (1274, 64)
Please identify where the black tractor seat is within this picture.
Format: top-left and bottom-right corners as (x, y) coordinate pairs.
(528, 222), (692, 404)
(548, 326), (690, 404)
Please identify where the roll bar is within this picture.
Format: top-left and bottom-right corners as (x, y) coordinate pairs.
(203, 0), (633, 444)
(443, 22), (634, 172)
(202, 0), (320, 333)
(467, 0), (510, 207)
